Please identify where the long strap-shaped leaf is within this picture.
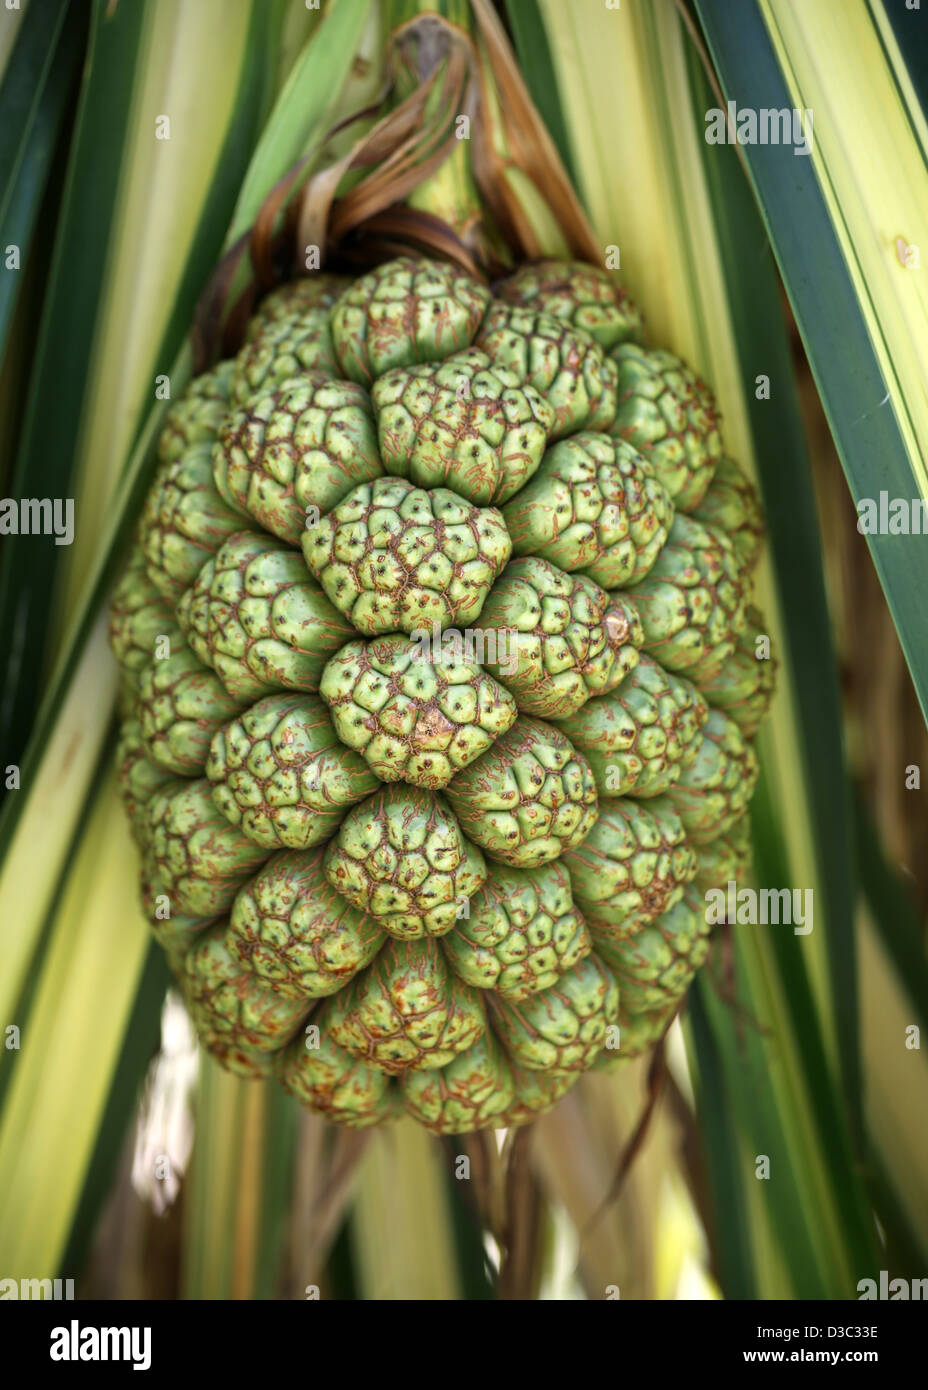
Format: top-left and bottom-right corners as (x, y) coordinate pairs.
(0, 0), (262, 763)
(696, 0), (928, 727)
(0, 765), (153, 1272)
(0, 0), (85, 356)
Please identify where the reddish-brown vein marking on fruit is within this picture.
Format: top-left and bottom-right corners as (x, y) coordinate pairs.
(427, 295), (455, 358)
(369, 298), (417, 368)
(492, 992), (567, 1055)
(559, 833), (613, 874)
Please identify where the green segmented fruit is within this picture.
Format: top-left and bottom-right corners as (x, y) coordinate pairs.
(319, 633), (518, 790)
(664, 707), (760, 843)
(694, 813), (752, 895)
(477, 303), (618, 438)
(109, 554), (178, 692)
(490, 952), (619, 1073)
(115, 254), (775, 1132)
(475, 558), (643, 719)
(699, 606), (777, 737)
(401, 1032), (515, 1133)
(213, 375), (383, 545)
(231, 290), (341, 405)
(323, 784), (486, 938)
(145, 779), (270, 917)
(441, 859), (590, 999)
(138, 857), (219, 972)
(158, 360), (235, 467)
(610, 343), (722, 510)
(500, 433), (673, 587)
(183, 926), (310, 1052)
(445, 717), (599, 867)
(563, 795), (695, 937)
(691, 455), (765, 573)
(593, 888), (709, 1012)
(246, 274), (351, 339)
(593, 1003), (675, 1069)
(276, 1030), (396, 1128)
(321, 936), (487, 1074)
(372, 347), (555, 504)
(495, 259), (644, 349)
(553, 653), (708, 798)
(302, 476), (512, 636)
(620, 1004), (675, 1054)
(491, 1069), (576, 1126)
(626, 514), (746, 685)
(207, 692), (378, 850)
(332, 257), (490, 384)
(140, 441), (247, 604)
(201, 1037), (279, 1079)
(228, 849), (384, 999)
(116, 721), (176, 842)
(137, 643), (245, 776)
(177, 530), (353, 700)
